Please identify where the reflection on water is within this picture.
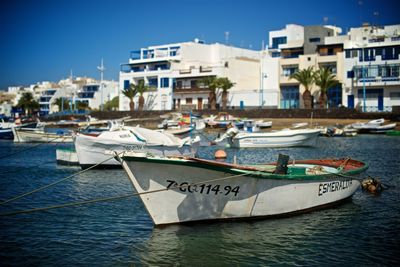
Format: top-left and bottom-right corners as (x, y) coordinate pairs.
(0, 135), (399, 266)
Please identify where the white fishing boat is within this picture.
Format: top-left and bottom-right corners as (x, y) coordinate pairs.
(74, 122), (200, 169)
(12, 121), (73, 143)
(13, 128), (74, 143)
(255, 120), (272, 129)
(350, 118), (396, 133)
(215, 128), (320, 148)
(119, 153), (368, 226)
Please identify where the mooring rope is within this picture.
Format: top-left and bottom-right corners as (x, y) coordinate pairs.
(0, 151), (124, 206)
(0, 172), (251, 216)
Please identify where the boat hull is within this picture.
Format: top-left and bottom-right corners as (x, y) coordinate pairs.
(74, 133), (198, 168)
(230, 129), (320, 148)
(0, 128), (13, 139)
(121, 157), (364, 225)
(13, 128), (73, 143)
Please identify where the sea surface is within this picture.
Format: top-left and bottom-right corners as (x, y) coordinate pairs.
(0, 133), (399, 266)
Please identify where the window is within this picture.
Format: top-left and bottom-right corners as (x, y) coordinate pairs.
(282, 66), (298, 77)
(160, 78), (169, 88)
(124, 80), (130, 89)
(309, 37), (321, 43)
(148, 78), (158, 87)
(357, 88), (383, 99)
(390, 92), (400, 100)
(347, 71), (354, 78)
(280, 86), (299, 109)
(186, 98), (192, 104)
(272, 36), (287, 49)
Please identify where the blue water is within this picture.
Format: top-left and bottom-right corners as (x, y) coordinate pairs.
(0, 134), (399, 266)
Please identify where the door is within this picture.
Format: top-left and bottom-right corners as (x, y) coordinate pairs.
(347, 95), (354, 108)
(378, 95), (383, 111)
(197, 98), (203, 110)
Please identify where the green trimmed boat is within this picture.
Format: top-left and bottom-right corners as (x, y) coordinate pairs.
(120, 152), (368, 226)
(386, 130), (400, 136)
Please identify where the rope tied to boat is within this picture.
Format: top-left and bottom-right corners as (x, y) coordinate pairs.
(0, 151), (125, 207)
(0, 171), (251, 217)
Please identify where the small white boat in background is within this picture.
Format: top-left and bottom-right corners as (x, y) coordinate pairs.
(74, 121), (200, 169)
(255, 120), (272, 129)
(350, 118), (396, 134)
(216, 128), (320, 148)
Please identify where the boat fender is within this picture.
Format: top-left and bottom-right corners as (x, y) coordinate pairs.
(361, 177), (383, 194)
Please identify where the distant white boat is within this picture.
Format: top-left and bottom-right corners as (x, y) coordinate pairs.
(350, 118), (396, 133)
(216, 128), (320, 148)
(74, 122), (200, 169)
(255, 120), (272, 129)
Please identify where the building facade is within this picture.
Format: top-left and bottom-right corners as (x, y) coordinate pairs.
(262, 23), (400, 111)
(119, 40), (261, 111)
(343, 24), (400, 112)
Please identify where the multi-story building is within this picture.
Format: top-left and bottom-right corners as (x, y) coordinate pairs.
(119, 40), (261, 111)
(343, 24), (400, 112)
(7, 76), (119, 115)
(263, 23), (400, 111)
(263, 24), (344, 109)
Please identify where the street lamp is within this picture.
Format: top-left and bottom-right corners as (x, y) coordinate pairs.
(355, 32), (367, 112)
(97, 59), (106, 111)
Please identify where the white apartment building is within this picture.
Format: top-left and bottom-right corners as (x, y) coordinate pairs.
(262, 23), (400, 111)
(7, 76), (119, 115)
(119, 40), (261, 111)
(343, 24), (400, 112)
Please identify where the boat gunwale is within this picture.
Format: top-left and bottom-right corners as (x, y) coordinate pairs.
(120, 155), (368, 181)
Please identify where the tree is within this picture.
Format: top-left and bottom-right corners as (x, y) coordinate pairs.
(16, 92), (39, 115)
(290, 66), (315, 109)
(217, 77), (235, 110)
(53, 97), (70, 112)
(76, 101), (89, 111)
(314, 67), (340, 109)
(122, 83), (138, 111)
(201, 76), (219, 110)
(104, 96), (119, 111)
(134, 80), (150, 111)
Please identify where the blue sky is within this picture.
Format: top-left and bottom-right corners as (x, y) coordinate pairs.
(0, 0), (399, 89)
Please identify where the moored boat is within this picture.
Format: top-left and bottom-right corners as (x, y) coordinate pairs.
(216, 128), (320, 148)
(350, 118), (396, 134)
(74, 122), (200, 169)
(119, 153), (368, 226)
(12, 123), (73, 143)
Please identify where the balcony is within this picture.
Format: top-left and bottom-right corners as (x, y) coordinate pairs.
(173, 86), (211, 94)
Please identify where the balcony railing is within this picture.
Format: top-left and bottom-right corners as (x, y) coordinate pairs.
(173, 86), (210, 93)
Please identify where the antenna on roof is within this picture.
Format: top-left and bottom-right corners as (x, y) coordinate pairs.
(323, 16), (329, 24)
(225, 31), (230, 45)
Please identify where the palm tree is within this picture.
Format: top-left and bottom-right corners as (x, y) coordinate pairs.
(122, 83), (138, 111)
(53, 97), (70, 112)
(16, 92), (39, 115)
(217, 77), (235, 110)
(290, 66), (315, 109)
(201, 76), (219, 110)
(134, 80), (150, 111)
(104, 96), (119, 111)
(314, 67), (340, 109)
(76, 101), (89, 111)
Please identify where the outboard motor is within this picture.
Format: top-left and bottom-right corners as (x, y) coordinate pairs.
(274, 154), (289, 174)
